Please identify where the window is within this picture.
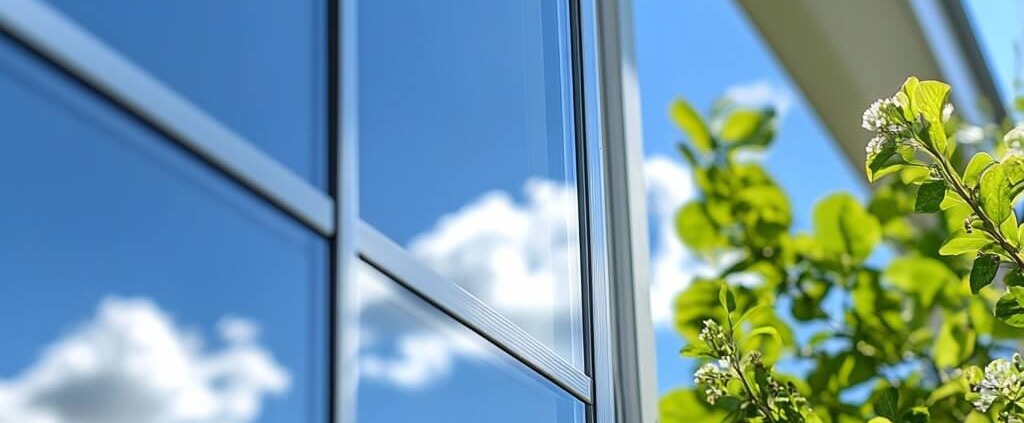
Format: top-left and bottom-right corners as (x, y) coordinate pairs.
(0, 35), (328, 423)
(354, 262), (585, 423)
(358, 0), (584, 369)
(41, 0), (329, 188)
(0, 0), (636, 421)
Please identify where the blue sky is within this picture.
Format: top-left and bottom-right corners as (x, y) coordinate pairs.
(633, 0), (866, 393)
(962, 0), (1024, 109)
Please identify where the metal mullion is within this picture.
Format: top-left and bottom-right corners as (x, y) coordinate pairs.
(567, 0), (608, 420)
(592, 0), (658, 422)
(356, 221), (594, 404)
(333, 0), (360, 421)
(0, 0), (335, 237)
(575, 0), (616, 421)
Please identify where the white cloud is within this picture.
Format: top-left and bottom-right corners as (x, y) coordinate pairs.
(643, 156), (711, 325)
(355, 266), (487, 391)
(356, 179), (582, 390)
(359, 156), (704, 389)
(723, 80), (794, 119)
(406, 179), (582, 357)
(0, 297), (289, 423)
(359, 331), (482, 391)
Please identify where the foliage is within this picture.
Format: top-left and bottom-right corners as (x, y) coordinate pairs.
(686, 285), (820, 422)
(663, 79), (1024, 422)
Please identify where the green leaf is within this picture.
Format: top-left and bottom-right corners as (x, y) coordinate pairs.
(912, 80), (952, 153)
(900, 166), (931, 184)
(675, 143), (699, 167)
(970, 253), (1001, 294)
(673, 280), (728, 342)
(734, 184), (792, 245)
(940, 189), (966, 210)
(886, 256), (957, 306)
(964, 152), (996, 187)
(938, 233), (992, 256)
(669, 100), (714, 152)
(659, 389), (729, 423)
(720, 109), (761, 143)
(1003, 210), (1020, 245)
(1004, 155), (1024, 185)
(900, 77), (921, 120)
(873, 386), (899, 419)
(926, 380), (964, 404)
(735, 304), (770, 327)
(813, 193), (882, 264)
(912, 81), (951, 120)
(675, 202), (724, 252)
(899, 406), (930, 423)
(1006, 269), (1024, 287)
(995, 287), (1024, 327)
(866, 141), (900, 183)
(934, 317), (976, 367)
(914, 179), (945, 212)
(744, 326), (781, 344)
(719, 283), (736, 314)
(961, 365), (984, 385)
(679, 343), (715, 359)
(979, 163), (1012, 225)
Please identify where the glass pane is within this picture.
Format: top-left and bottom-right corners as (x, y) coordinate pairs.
(0, 36), (327, 423)
(358, 0), (584, 369)
(355, 262), (586, 423)
(41, 0), (328, 188)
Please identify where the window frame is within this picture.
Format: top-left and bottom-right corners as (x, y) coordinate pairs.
(0, 0), (657, 421)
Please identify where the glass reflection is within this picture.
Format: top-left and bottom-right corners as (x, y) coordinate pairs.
(41, 0), (328, 188)
(359, 0), (583, 368)
(355, 262), (586, 423)
(0, 37), (327, 423)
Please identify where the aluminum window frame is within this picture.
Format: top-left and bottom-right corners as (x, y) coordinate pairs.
(0, 0), (653, 421)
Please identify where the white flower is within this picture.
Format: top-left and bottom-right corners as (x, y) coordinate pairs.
(942, 102), (954, 122)
(1005, 124), (1024, 154)
(862, 97), (901, 132)
(972, 354), (1024, 413)
(955, 125), (985, 145)
(866, 136), (888, 155)
(862, 96), (920, 158)
(698, 319), (733, 356)
(694, 362), (729, 405)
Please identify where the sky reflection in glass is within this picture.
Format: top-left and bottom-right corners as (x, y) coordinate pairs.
(354, 261), (586, 423)
(358, 0), (584, 369)
(41, 0), (329, 188)
(0, 37), (327, 423)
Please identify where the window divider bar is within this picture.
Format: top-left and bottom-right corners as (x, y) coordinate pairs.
(332, 0), (360, 421)
(577, 0), (617, 421)
(592, 0), (658, 422)
(356, 220), (594, 404)
(0, 0), (336, 237)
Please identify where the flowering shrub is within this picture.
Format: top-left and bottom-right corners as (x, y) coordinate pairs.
(664, 78), (1024, 422)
